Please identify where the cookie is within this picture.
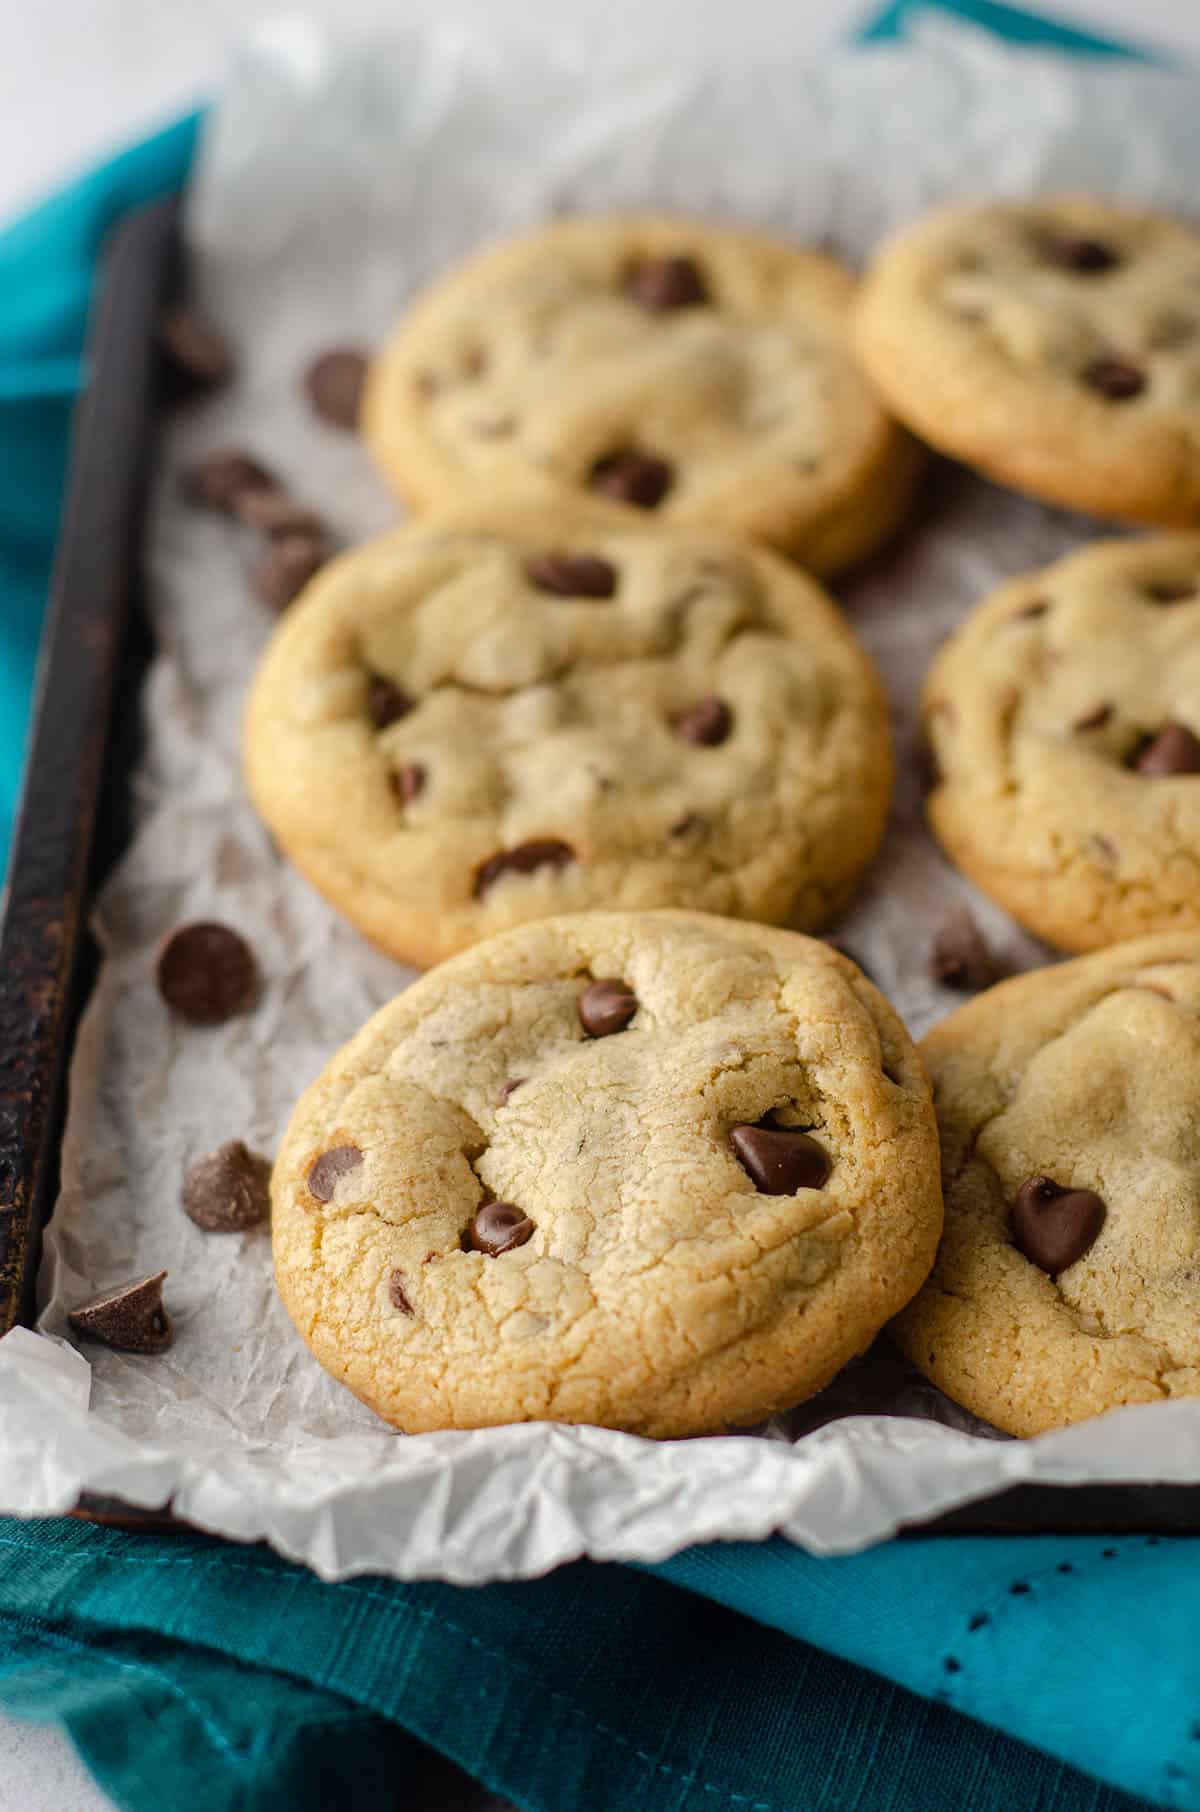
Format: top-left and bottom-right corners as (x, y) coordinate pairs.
(921, 536), (1200, 954)
(854, 195), (1200, 525)
(243, 507), (893, 968)
(362, 215), (922, 574)
(892, 932), (1200, 1436)
(271, 910), (942, 1436)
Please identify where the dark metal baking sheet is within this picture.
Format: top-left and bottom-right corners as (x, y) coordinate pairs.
(3, 192), (1196, 1541)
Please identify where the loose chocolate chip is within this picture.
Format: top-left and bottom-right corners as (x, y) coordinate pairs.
(730, 1120), (830, 1194)
(527, 552), (617, 598)
(1132, 722), (1200, 776)
(625, 255), (709, 311)
(675, 697), (732, 747)
(253, 534), (325, 612)
(1043, 236), (1120, 274)
(182, 1140), (271, 1233)
(473, 840), (575, 899)
(387, 1270), (415, 1315)
(469, 1200), (535, 1256)
(1148, 579), (1197, 604)
(1084, 357), (1145, 401)
(160, 308), (236, 388)
(1012, 1176), (1106, 1275)
(155, 922), (260, 1026)
(185, 449), (275, 512)
(498, 1077), (526, 1105)
(588, 450), (673, 509)
(366, 675), (413, 731)
(578, 978), (637, 1037)
(232, 486), (326, 539)
(307, 1145), (363, 1202)
(68, 1271), (172, 1353)
(1074, 702), (1113, 731)
(929, 906), (997, 993)
(305, 348), (368, 428)
(391, 762), (426, 804)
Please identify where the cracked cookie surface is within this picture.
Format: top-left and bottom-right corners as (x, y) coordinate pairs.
(272, 911), (943, 1436)
(922, 535), (1200, 954)
(243, 508), (893, 968)
(892, 933), (1200, 1436)
(854, 195), (1200, 525)
(362, 215), (922, 573)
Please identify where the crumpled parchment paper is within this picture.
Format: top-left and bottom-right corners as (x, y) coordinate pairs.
(3, 15), (1200, 1582)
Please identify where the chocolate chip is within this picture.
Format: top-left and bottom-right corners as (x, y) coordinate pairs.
(1084, 357), (1145, 400)
(182, 1140), (271, 1232)
(1012, 599), (1049, 621)
(160, 308), (235, 388)
(675, 697), (732, 747)
(1148, 580), (1197, 604)
(1043, 236), (1120, 274)
(155, 922), (260, 1026)
(730, 1120), (830, 1194)
(473, 840), (575, 899)
(669, 812), (706, 839)
(307, 1145), (363, 1202)
(468, 1201), (535, 1256)
(305, 349), (368, 428)
(391, 762), (426, 804)
(68, 1272), (172, 1353)
(1074, 702), (1113, 731)
(252, 534), (325, 612)
(366, 675), (413, 730)
(185, 449), (274, 512)
(387, 1270), (414, 1315)
(527, 552), (617, 598)
(1132, 722), (1200, 776)
(498, 1077), (526, 1105)
(929, 907), (997, 993)
(232, 486), (326, 539)
(1012, 1176), (1105, 1275)
(588, 450), (673, 509)
(578, 978), (637, 1037)
(625, 255), (708, 311)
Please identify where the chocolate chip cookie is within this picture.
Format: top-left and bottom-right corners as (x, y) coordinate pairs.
(243, 508), (893, 968)
(892, 932), (1200, 1435)
(272, 911), (942, 1436)
(921, 536), (1200, 953)
(362, 216), (922, 574)
(854, 195), (1200, 525)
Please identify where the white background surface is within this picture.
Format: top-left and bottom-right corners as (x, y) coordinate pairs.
(1, 3), (1197, 1809)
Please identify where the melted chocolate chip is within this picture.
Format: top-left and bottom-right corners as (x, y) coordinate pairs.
(578, 978), (637, 1037)
(625, 255), (708, 311)
(182, 1140), (271, 1232)
(185, 449), (274, 512)
(498, 1077), (526, 1105)
(307, 1145), (363, 1202)
(305, 348), (368, 428)
(1074, 702), (1113, 731)
(730, 1120), (830, 1194)
(68, 1271), (173, 1353)
(588, 450), (673, 509)
(670, 812), (706, 839)
(1012, 599), (1050, 621)
(391, 762), (426, 804)
(473, 840), (575, 899)
(1043, 236), (1120, 274)
(1132, 723), (1200, 776)
(929, 907), (996, 993)
(252, 534), (326, 612)
(1012, 1176), (1105, 1275)
(1147, 579), (1197, 604)
(160, 308), (235, 388)
(1084, 357), (1145, 401)
(387, 1270), (415, 1315)
(527, 552), (617, 598)
(367, 675), (413, 730)
(674, 697), (732, 747)
(155, 922), (260, 1026)
(468, 1201), (535, 1256)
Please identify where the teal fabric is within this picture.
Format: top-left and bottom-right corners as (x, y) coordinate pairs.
(0, 8), (1191, 1812)
(858, 0), (1158, 59)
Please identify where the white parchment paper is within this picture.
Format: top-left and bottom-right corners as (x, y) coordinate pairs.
(4, 17), (1200, 1581)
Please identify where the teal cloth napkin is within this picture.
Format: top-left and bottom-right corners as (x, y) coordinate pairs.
(0, 7), (1191, 1812)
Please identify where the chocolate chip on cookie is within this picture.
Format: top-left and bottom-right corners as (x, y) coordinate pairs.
(497, 1077), (526, 1104)
(526, 552), (617, 598)
(1084, 356), (1145, 401)
(160, 308), (236, 389)
(185, 449), (274, 512)
(387, 1270), (415, 1314)
(473, 840), (575, 899)
(390, 762), (426, 804)
(306, 349), (369, 428)
(625, 255), (708, 311)
(1147, 579), (1197, 604)
(1131, 723), (1200, 776)
(578, 978), (637, 1037)
(253, 534), (326, 612)
(1042, 236), (1120, 274)
(182, 1140), (271, 1233)
(156, 922), (260, 1026)
(68, 1272), (173, 1353)
(674, 697), (732, 747)
(307, 1145), (363, 1202)
(929, 906), (997, 993)
(468, 1200), (535, 1256)
(1011, 1176), (1106, 1276)
(588, 450), (673, 509)
(730, 1120), (830, 1193)
(1074, 702), (1113, 731)
(366, 675), (413, 730)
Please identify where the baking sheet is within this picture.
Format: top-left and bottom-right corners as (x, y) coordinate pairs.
(3, 14), (1200, 1580)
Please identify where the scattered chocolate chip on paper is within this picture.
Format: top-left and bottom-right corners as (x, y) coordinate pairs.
(183, 1141), (271, 1233)
(68, 1272), (173, 1353)
(155, 922), (261, 1026)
